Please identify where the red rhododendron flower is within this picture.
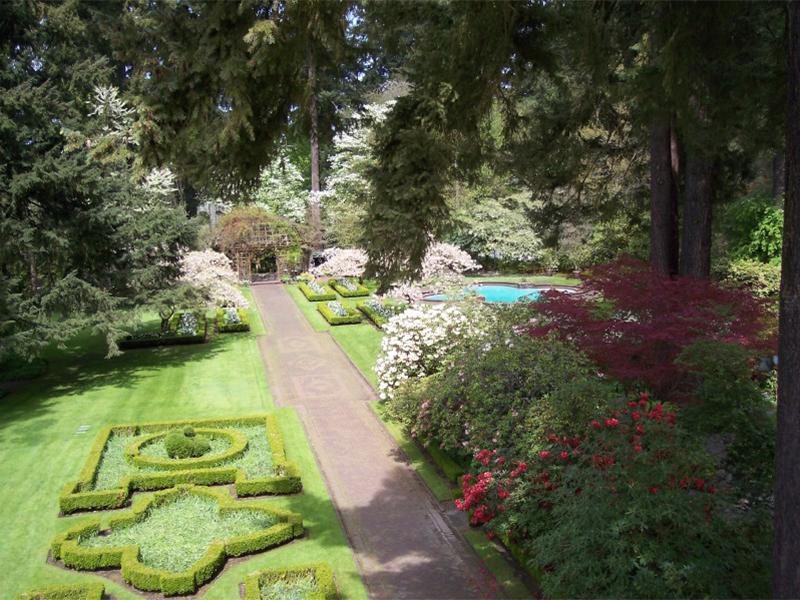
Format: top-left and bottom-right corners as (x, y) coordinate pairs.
(633, 444), (643, 453)
(631, 411), (641, 421)
(539, 450), (550, 460)
(591, 420), (602, 430)
(649, 486), (659, 494)
(605, 417), (619, 427)
(694, 478), (705, 490)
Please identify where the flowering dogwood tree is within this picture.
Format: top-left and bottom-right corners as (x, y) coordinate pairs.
(310, 247), (368, 278)
(179, 250), (249, 308)
(385, 242), (481, 301)
(376, 302), (491, 400)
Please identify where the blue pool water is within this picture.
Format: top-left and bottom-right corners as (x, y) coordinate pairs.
(425, 284), (544, 304)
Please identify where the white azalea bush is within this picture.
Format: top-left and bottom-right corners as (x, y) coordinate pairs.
(375, 302), (492, 401)
(311, 247), (368, 279)
(179, 250), (249, 308)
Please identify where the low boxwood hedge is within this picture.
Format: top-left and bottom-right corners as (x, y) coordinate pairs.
(356, 300), (401, 328)
(298, 282), (336, 302)
(330, 279), (370, 298)
(317, 303), (362, 326)
(16, 583), (104, 600)
(60, 414), (302, 514)
(216, 307), (250, 333)
(119, 310), (207, 349)
(244, 562), (338, 600)
(51, 485), (303, 597)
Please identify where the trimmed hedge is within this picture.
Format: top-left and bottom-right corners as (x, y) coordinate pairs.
(60, 414), (302, 514)
(298, 282), (336, 302)
(244, 563), (338, 600)
(330, 279), (370, 298)
(317, 303), (362, 326)
(357, 301), (397, 328)
(216, 307), (250, 333)
(119, 311), (207, 349)
(52, 485), (303, 597)
(125, 428), (249, 470)
(16, 583), (104, 600)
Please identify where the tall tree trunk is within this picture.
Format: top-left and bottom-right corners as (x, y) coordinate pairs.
(307, 42), (323, 253)
(774, 2), (800, 597)
(680, 152), (714, 278)
(773, 151), (786, 199)
(649, 119), (679, 276)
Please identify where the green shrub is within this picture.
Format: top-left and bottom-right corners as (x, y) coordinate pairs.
(0, 355), (47, 382)
(164, 428), (212, 458)
(719, 194), (783, 263)
(16, 583), (104, 600)
(330, 278), (370, 297)
(60, 414), (301, 513)
(119, 310), (208, 349)
(243, 563), (338, 600)
(317, 302), (362, 325)
(357, 298), (403, 328)
(52, 485), (304, 596)
(216, 307), (250, 333)
(298, 282), (336, 301)
(719, 258), (781, 298)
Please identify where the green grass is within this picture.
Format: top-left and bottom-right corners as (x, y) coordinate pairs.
(80, 492), (277, 572)
(1, 291), (366, 600)
(258, 574), (317, 599)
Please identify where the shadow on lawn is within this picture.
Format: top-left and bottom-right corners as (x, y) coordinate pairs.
(0, 333), (237, 439)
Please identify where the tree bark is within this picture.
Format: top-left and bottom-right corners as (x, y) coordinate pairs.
(679, 151), (714, 278)
(773, 2), (800, 597)
(307, 42), (323, 252)
(773, 152), (786, 199)
(649, 119), (679, 276)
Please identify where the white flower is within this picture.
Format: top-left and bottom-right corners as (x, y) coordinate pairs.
(178, 250), (249, 308)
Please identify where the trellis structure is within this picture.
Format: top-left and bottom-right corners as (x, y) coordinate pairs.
(215, 209), (306, 282)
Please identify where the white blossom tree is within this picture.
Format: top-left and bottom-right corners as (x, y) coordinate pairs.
(179, 250), (249, 308)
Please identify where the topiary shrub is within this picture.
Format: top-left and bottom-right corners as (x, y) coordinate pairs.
(164, 428), (211, 458)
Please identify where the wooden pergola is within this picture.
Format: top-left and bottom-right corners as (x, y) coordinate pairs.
(229, 223), (299, 281)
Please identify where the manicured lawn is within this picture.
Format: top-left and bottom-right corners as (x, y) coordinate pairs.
(1, 296), (365, 599)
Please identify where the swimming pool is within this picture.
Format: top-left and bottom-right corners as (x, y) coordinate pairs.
(424, 283), (571, 304)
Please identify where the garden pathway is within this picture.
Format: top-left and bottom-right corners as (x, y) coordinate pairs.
(251, 283), (502, 600)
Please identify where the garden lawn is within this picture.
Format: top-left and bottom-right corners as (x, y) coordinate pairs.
(0, 295), (365, 600)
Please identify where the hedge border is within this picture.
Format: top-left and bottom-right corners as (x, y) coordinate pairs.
(298, 282), (336, 302)
(125, 427), (249, 471)
(119, 310), (208, 350)
(356, 301), (392, 328)
(243, 562), (338, 600)
(60, 414), (302, 514)
(51, 485), (303, 597)
(16, 582), (104, 600)
(330, 279), (370, 298)
(216, 307), (250, 333)
(317, 303), (363, 326)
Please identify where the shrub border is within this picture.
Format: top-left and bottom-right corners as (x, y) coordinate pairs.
(51, 485), (303, 597)
(298, 282), (336, 302)
(243, 562), (337, 600)
(60, 414), (302, 514)
(356, 301), (392, 328)
(216, 307), (250, 333)
(330, 279), (370, 298)
(16, 582), (104, 600)
(317, 303), (363, 326)
(119, 310), (208, 349)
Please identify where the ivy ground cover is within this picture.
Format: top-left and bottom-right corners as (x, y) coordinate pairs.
(0, 289), (366, 600)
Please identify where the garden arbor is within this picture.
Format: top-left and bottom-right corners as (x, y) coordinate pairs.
(215, 207), (306, 281)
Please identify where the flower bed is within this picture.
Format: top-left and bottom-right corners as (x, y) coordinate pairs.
(51, 485), (303, 596)
(298, 281), (336, 302)
(330, 278), (370, 298)
(243, 563), (338, 599)
(317, 301), (362, 325)
(357, 298), (401, 328)
(59, 414), (301, 514)
(16, 583), (104, 600)
(216, 307), (250, 333)
(119, 310), (207, 349)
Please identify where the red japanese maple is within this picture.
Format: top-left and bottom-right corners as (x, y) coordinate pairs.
(527, 256), (774, 398)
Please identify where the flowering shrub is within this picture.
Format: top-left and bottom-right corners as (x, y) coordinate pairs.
(308, 281), (327, 295)
(528, 256), (774, 398)
(326, 301), (348, 317)
(336, 278), (359, 292)
(179, 250), (248, 308)
(376, 302), (491, 401)
(457, 395), (772, 598)
(391, 325), (616, 456)
(176, 312), (199, 336)
(364, 298), (397, 320)
(222, 307), (241, 325)
(311, 248), (368, 279)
